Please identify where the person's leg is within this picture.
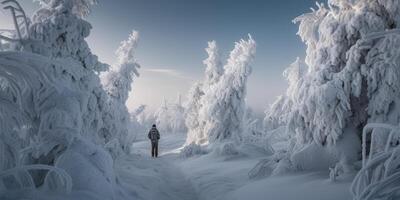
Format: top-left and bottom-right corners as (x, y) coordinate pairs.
(155, 142), (158, 157)
(151, 142), (155, 157)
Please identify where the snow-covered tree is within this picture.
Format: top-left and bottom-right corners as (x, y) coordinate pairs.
(102, 30), (140, 156)
(155, 98), (172, 132)
(266, 0), (400, 172)
(33, 0), (97, 18)
(132, 104), (147, 125)
(29, 0), (107, 72)
(0, 1), (140, 198)
(264, 58), (307, 131)
(185, 82), (205, 144)
(185, 41), (222, 145)
(202, 35), (256, 143)
(169, 94), (187, 132)
(185, 36), (256, 146)
(104, 31), (140, 102)
(154, 95), (187, 133)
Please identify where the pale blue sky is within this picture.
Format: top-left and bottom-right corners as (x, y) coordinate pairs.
(0, 0), (325, 115)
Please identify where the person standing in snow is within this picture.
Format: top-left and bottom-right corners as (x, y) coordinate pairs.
(148, 124), (160, 157)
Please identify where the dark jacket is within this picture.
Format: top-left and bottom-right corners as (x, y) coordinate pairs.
(148, 127), (160, 142)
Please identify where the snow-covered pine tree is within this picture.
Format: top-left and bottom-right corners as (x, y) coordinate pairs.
(155, 95), (187, 134)
(104, 31), (140, 103)
(155, 98), (172, 132)
(169, 94), (187, 133)
(202, 35), (256, 143)
(267, 0), (400, 171)
(29, 0), (107, 72)
(0, 1), (140, 198)
(185, 82), (205, 144)
(33, 0), (97, 18)
(264, 58), (307, 131)
(185, 40), (222, 145)
(102, 31), (141, 156)
(132, 104), (147, 125)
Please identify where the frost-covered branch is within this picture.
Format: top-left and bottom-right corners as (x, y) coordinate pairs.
(2, 0), (30, 40)
(351, 123), (400, 200)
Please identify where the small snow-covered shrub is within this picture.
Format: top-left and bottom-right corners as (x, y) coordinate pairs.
(329, 162), (345, 182)
(242, 130), (274, 155)
(271, 156), (293, 176)
(180, 143), (207, 158)
(248, 150), (293, 179)
(248, 158), (274, 179)
(290, 142), (337, 171)
(214, 142), (239, 156)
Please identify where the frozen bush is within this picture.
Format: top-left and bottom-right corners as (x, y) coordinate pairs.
(248, 150), (293, 179)
(248, 158), (274, 180)
(180, 143), (207, 158)
(214, 142), (239, 156)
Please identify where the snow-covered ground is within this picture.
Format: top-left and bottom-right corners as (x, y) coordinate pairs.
(117, 133), (353, 200)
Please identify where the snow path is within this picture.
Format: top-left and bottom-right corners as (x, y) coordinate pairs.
(115, 133), (198, 200)
(115, 133), (353, 200)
